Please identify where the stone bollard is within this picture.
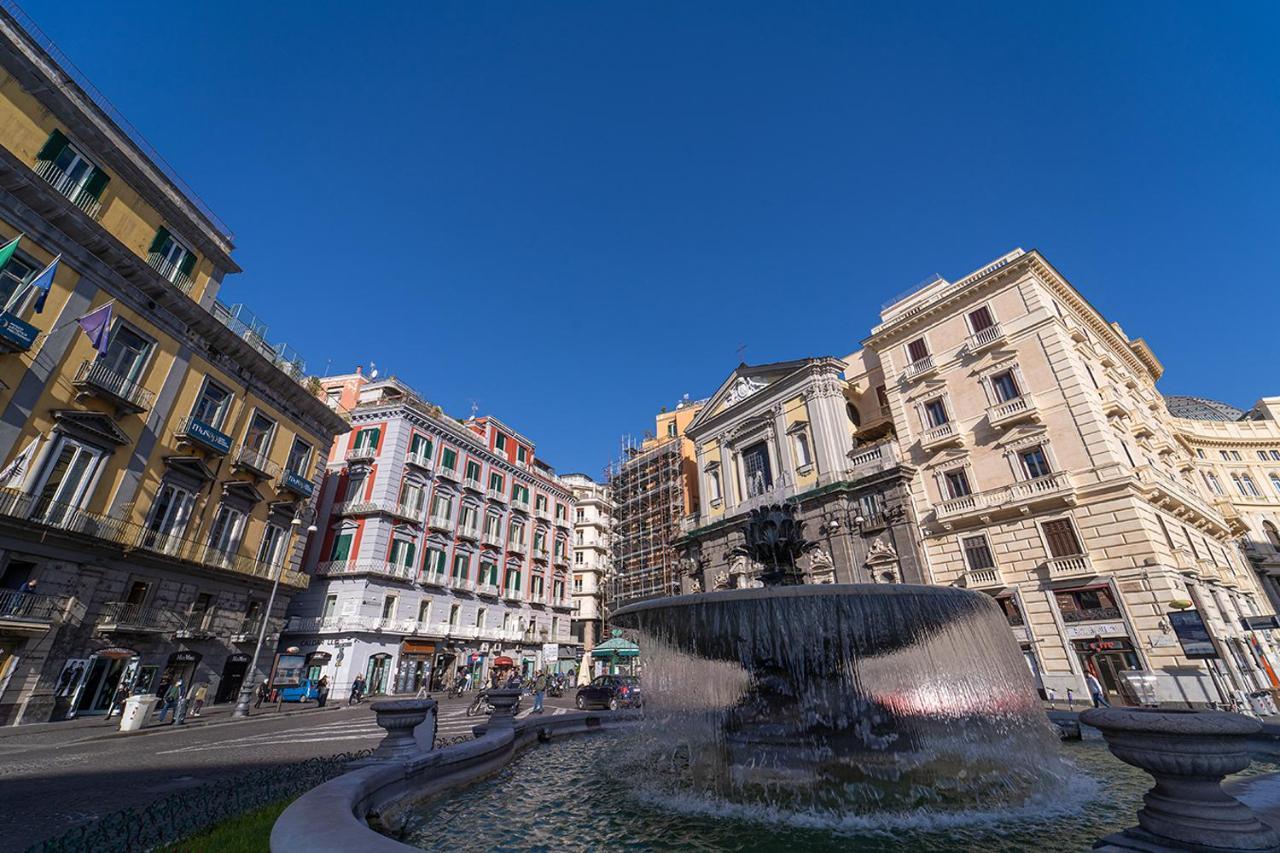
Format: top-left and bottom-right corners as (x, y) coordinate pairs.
(367, 698), (437, 762)
(1082, 707), (1280, 852)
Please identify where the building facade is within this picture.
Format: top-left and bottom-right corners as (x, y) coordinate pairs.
(282, 373), (577, 699)
(678, 358), (925, 592)
(0, 10), (347, 724)
(562, 473), (611, 657)
(608, 398), (703, 606)
(846, 248), (1278, 708)
(1171, 397), (1280, 611)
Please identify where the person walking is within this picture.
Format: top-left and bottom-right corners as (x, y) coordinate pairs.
(255, 680), (270, 709)
(107, 683), (130, 718)
(157, 679), (181, 723)
(463, 670), (474, 692)
(172, 680), (189, 725)
(1085, 670), (1110, 708)
(349, 673), (366, 705)
(316, 675), (329, 708)
(191, 683), (208, 717)
(531, 669), (548, 714)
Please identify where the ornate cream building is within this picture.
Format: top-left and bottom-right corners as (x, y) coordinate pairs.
(562, 473), (611, 658)
(844, 249), (1277, 708)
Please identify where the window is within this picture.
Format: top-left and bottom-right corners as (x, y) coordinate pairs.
(441, 447), (458, 472)
(923, 399), (948, 428)
(449, 604), (460, 627)
(0, 250), (38, 313)
(381, 595), (397, 620)
(990, 370), (1020, 403)
(907, 338), (929, 363)
(465, 459), (482, 482)
(574, 552), (584, 564)
(354, 427), (380, 451)
(1120, 442), (1135, 467)
(430, 493), (453, 521)
(1232, 474), (1246, 495)
(1264, 521), (1280, 550)
(285, 437), (312, 476)
(968, 305), (995, 333)
(475, 608), (486, 628)
(1054, 587), (1119, 623)
(1204, 472), (1224, 495)
(489, 472), (504, 492)
(1083, 362), (1099, 389)
(207, 504), (246, 555)
(875, 385), (890, 410)
(1272, 451), (1280, 462)
(192, 379), (232, 428)
(535, 494), (548, 512)
(400, 482), (425, 514)
(1196, 449), (1206, 459)
(793, 431), (812, 469)
(1261, 451), (1270, 462)
(742, 442), (772, 496)
(37, 130), (109, 201)
(424, 547), (447, 576)
(459, 504), (478, 532)
(256, 522), (289, 567)
(1220, 451), (1231, 461)
(575, 507), (584, 522)
(141, 482), (193, 550)
(496, 433), (507, 452)
(1271, 474), (1280, 495)
(574, 575), (584, 592)
(484, 514), (501, 536)
(513, 483), (529, 504)
(517, 446), (528, 463)
(1041, 518), (1083, 558)
(101, 324), (153, 383)
(1020, 446), (1051, 479)
(509, 521), (525, 546)
(330, 529), (354, 561)
(452, 552), (470, 578)
(846, 402), (861, 428)
(944, 469), (971, 500)
(1242, 474), (1261, 497)
(34, 437), (102, 518)
(323, 595), (338, 618)
(667, 420), (677, 438)
(417, 600), (431, 623)
(961, 535), (995, 571)
(480, 560), (499, 586)
(148, 226), (195, 283)
(1232, 451), (1243, 461)
(345, 470), (367, 501)
(506, 568), (522, 592)
(1155, 515), (1175, 549)
(535, 530), (547, 552)
(243, 411), (276, 456)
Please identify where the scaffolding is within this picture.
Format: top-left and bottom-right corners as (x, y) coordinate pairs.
(605, 434), (688, 607)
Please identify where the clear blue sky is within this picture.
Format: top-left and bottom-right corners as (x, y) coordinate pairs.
(21, 0), (1280, 476)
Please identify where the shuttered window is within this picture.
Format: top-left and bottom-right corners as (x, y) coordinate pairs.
(1041, 519), (1083, 558)
(968, 305), (995, 332)
(962, 535), (995, 570)
(907, 338), (929, 362)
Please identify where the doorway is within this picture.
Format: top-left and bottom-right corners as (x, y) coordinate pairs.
(215, 654), (249, 703)
(1073, 638), (1140, 704)
(73, 649), (138, 715)
(365, 654), (391, 695)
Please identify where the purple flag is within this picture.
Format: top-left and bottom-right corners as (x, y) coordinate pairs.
(77, 303), (112, 357)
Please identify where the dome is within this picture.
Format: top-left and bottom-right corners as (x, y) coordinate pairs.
(1163, 395), (1248, 422)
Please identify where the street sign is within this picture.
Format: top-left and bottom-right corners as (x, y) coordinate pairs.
(1242, 615), (1280, 631)
(1168, 609), (1217, 659)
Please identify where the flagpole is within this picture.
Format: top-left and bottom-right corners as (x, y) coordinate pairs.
(44, 297), (118, 336)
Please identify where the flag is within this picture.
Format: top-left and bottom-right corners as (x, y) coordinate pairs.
(27, 254), (58, 314)
(0, 436), (38, 488)
(0, 234), (21, 272)
(77, 303), (112, 357)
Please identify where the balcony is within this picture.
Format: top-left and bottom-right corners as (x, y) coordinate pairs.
(463, 476), (484, 492)
(503, 587), (526, 603)
(554, 552), (570, 568)
(966, 322), (1005, 353)
(902, 355), (938, 382)
(346, 445), (377, 464)
(445, 624), (479, 640)
(476, 582), (500, 598)
(555, 516), (571, 530)
(1100, 386), (1130, 419)
(0, 590), (80, 635)
(1045, 554), (1096, 581)
(427, 512), (453, 532)
(72, 360), (155, 413)
(405, 451), (433, 472)
(34, 159), (102, 219)
(279, 469), (315, 499)
(315, 560), (415, 582)
(551, 597), (574, 610)
(233, 445), (281, 479)
(935, 470), (1076, 524)
(437, 465), (460, 483)
(1133, 465), (1230, 536)
(482, 531), (504, 548)
(1060, 606), (1122, 624)
(512, 497), (531, 514)
(97, 601), (182, 634)
(420, 570), (448, 588)
(457, 524), (481, 542)
(0, 311), (39, 353)
(920, 421), (962, 451)
(535, 506), (553, 523)
(175, 612), (216, 640)
(230, 615), (273, 643)
(487, 488), (508, 504)
(175, 415), (232, 455)
(449, 575), (476, 593)
(146, 252), (194, 294)
(963, 567), (1006, 590)
(533, 544), (550, 561)
(986, 394), (1039, 429)
(508, 539), (528, 556)
(846, 440), (900, 480)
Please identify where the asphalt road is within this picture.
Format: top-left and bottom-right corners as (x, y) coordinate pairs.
(0, 692), (579, 851)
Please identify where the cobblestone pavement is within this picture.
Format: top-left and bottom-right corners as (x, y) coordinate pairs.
(0, 692), (577, 851)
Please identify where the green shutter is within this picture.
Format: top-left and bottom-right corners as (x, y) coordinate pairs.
(83, 167), (109, 200)
(35, 129), (68, 162)
(370, 427), (381, 449)
(405, 541), (416, 566)
(148, 226), (171, 254)
(331, 532), (352, 561)
(178, 249), (196, 276)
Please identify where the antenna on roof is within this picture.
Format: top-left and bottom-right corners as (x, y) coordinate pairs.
(470, 400), (479, 419)
(369, 361), (379, 380)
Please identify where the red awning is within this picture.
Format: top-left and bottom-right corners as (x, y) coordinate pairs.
(493, 656), (515, 667)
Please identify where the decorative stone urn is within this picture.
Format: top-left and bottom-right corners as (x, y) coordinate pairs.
(485, 688), (522, 729)
(367, 698), (437, 761)
(1082, 707), (1280, 851)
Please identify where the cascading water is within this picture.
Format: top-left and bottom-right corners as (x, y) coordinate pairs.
(611, 583), (1080, 820)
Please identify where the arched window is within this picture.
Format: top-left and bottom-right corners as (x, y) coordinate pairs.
(846, 402), (861, 429)
(1264, 520), (1280, 550)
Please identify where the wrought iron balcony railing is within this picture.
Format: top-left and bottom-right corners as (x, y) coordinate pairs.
(73, 359), (155, 413)
(35, 159), (102, 219)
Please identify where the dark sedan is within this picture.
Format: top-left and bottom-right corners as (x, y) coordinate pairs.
(576, 675), (641, 711)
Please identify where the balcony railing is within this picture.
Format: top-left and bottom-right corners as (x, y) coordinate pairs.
(487, 488), (507, 503)
(72, 360), (155, 413)
(175, 611), (217, 638)
(405, 451), (433, 471)
(535, 506), (553, 522)
(503, 587), (525, 602)
(230, 615), (275, 642)
(449, 575), (476, 593)
(1045, 554), (1096, 580)
(508, 539), (528, 555)
(98, 601), (183, 633)
(476, 582), (500, 597)
(512, 497), (531, 513)
(315, 560), (415, 582)
(482, 531), (504, 548)
(456, 524), (481, 542)
(233, 445), (281, 479)
(554, 552), (570, 567)
(963, 567), (1005, 590)
(35, 159), (102, 219)
(463, 476), (484, 492)
(920, 421), (962, 451)
(1100, 386), (1131, 419)
(986, 394), (1038, 429)
(847, 440), (900, 478)
(533, 544), (550, 560)
(146, 252), (194, 294)
(935, 470), (1075, 522)
(346, 445), (378, 463)
(902, 355), (937, 382)
(1060, 606), (1122, 624)
(437, 465), (460, 482)
(420, 569), (448, 587)
(0, 590), (78, 627)
(966, 322), (1005, 353)
(175, 415), (232, 455)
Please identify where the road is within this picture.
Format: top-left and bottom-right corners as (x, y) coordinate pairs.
(0, 692), (579, 850)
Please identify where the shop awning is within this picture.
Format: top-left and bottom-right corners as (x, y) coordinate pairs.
(591, 637), (640, 659)
(493, 656), (515, 667)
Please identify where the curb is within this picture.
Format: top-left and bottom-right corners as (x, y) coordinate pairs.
(76, 703), (349, 743)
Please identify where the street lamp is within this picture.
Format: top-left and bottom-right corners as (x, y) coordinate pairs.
(233, 514), (311, 718)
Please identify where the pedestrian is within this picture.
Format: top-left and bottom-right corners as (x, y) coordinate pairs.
(107, 682), (130, 718)
(532, 669), (548, 714)
(464, 670), (473, 692)
(191, 683), (208, 717)
(349, 673), (366, 705)
(255, 680), (269, 709)
(171, 680), (188, 725)
(1085, 670), (1109, 708)
(316, 675), (329, 708)
(157, 679), (180, 723)
(490, 669), (500, 689)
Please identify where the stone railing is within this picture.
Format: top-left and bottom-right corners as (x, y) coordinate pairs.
(986, 394), (1038, 428)
(919, 421), (960, 450)
(963, 567), (1004, 589)
(966, 322), (1005, 352)
(405, 451), (433, 471)
(1045, 554), (1095, 580)
(935, 470), (1075, 522)
(315, 561), (415, 582)
(346, 445), (378, 463)
(901, 355), (937, 381)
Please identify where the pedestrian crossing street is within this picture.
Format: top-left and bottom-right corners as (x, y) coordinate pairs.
(154, 702), (566, 755)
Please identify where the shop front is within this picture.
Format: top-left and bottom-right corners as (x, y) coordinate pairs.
(161, 650), (203, 689)
(365, 652), (392, 695)
(215, 653), (250, 704)
(62, 647), (138, 718)
(1071, 636), (1142, 704)
(395, 640), (434, 694)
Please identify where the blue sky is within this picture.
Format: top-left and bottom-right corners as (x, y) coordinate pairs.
(20, 1), (1280, 475)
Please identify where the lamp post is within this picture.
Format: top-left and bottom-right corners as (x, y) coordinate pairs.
(233, 514), (317, 718)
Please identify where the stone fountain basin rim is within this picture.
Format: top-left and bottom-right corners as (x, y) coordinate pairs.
(1081, 706), (1262, 736)
(610, 582), (993, 623)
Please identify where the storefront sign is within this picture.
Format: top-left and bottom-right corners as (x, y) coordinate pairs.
(401, 640), (435, 655)
(1243, 615), (1280, 631)
(1169, 609), (1217, 659)
(1065, 621), (1127, 639)
(542, 643), (559, 663)
(273, 653), (306, 687)
(167, 651), (201, 665)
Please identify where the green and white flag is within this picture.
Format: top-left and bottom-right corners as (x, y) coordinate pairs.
(0, 234), (21, 271)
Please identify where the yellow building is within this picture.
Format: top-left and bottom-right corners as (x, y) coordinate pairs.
(0, 10), (347, 723)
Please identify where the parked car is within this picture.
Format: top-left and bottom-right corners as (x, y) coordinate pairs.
(576, 675), (641, 711)
(276, 678), (319, 702)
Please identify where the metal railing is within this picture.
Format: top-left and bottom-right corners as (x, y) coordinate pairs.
(146, 252), (195, 294)
(345, 444), (377, 463)
(487, 488), (507, 503)
(34, 159), (102, 219)
(476, 582), (500, 597)
(0, 589), (71, 622)
(233, 445), (281, 478)
(98, 601), (183, 632)
(428, 513), (453, 531)
(73, 360), (155, 411)
(512, 497), (531, 513)
(420, 569), (448, 587)
(406, 451), (433, 470)
(482, 531), (504, 547)
(314, 560), (414, 582)
(463, 476), (483, 491)
(174, 414), (232, 455)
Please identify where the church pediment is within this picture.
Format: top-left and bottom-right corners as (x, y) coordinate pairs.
(222, 479), (267, 506)
(163, 455), (217, 482)
(688, 358), (823, 434)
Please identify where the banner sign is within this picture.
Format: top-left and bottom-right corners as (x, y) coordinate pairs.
(1169, 609), (1217, 659)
